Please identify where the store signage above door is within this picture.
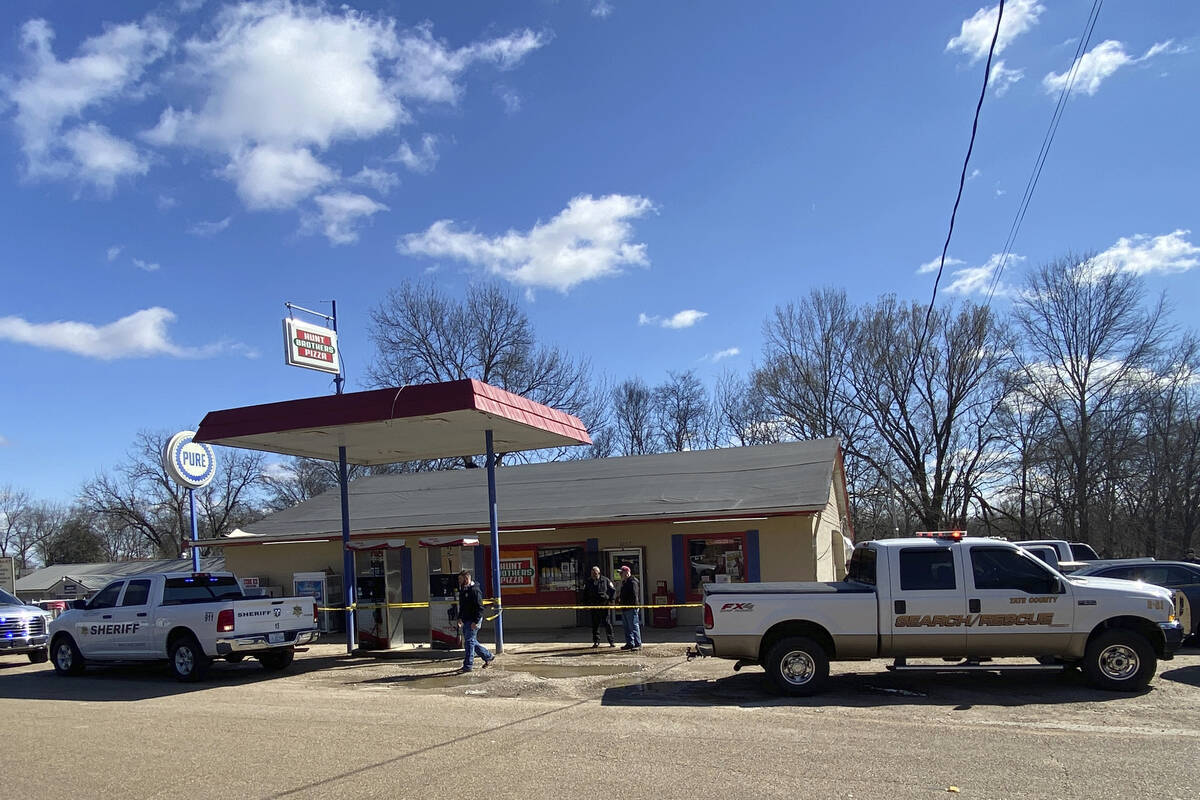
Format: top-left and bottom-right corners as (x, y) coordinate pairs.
(162, 430), (217, 489)
(283, 317), (340, 375)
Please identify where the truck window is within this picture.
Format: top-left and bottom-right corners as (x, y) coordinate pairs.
(1069, 542), (1099, 560)
(846, 547), (876, 586)
(121, 579), (152, 607)
(971, 547), (1057, 592)
(89, 582), (125, 610)
(899, 548), (956, 590)
(1096, 566), (1138, 581)
(162, 576), (245, 605)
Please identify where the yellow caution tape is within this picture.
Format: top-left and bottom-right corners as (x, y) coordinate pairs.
(318, 601), (702, 613)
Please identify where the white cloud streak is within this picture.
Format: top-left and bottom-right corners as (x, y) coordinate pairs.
(391, 134), (439, 173)
(349, 167), (399, 194)
(988, 60), (1024, 96)
(1043, 39), (1179, 96)
(311, 192), (388, 245)
(917, 256), (963, 275)
(132, 258), (161, 272)
(709, 347), (740, 362)
(188, 216), (233, 236)
(400, 194), (653, 292)
(1094, 230), (1199, 276)
(0, 308), (248, 360)
(947, 0), (1044, 63)
(106, 245), (123, 261)
(639, 310), (708, 329)
(945, 253), (1025, 296)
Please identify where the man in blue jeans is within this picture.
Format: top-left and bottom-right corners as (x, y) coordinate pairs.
(457, 570), (494, 672)
(617, 565), (642, 651)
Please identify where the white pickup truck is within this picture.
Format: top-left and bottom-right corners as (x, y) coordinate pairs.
(692, 534), (1185, 695)
(48, 571), (318, 681)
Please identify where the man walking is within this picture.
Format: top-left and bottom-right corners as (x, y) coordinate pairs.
(457, 570), (494, 672)
(617, 564), (642, 651)
(583, 565), (616, 648)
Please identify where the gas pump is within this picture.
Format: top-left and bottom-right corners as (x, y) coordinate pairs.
(420, 536), (480, 649)
(350, 540), (406, 650)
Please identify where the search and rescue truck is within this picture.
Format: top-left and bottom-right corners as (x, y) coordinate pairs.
(691, 533), (1185, 695)
(48, 572), (318, 681)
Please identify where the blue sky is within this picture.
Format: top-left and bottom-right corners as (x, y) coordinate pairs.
(1, 0), (1197, 503)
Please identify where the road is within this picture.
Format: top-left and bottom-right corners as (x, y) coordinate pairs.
(2, 643), (1198, 800)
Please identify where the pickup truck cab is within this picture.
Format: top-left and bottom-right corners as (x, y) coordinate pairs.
(694, 533), (1184, 695)
(48, 572), (318, 681)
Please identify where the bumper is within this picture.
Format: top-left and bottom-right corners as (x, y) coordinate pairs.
(1161, 621), (1184, 658)
(693, 628), (715, 657)
(215, 629), (317, 655)
(0, 634), (48, 654)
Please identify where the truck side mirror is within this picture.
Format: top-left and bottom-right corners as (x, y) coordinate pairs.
(72, 599), (88, 610)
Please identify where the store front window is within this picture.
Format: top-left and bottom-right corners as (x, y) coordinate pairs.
(491, 542), (585, 603)
(684, 533), (746, 599)
(537, 546), (582, 592)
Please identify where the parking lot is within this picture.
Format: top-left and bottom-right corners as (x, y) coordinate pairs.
(2, 640), (1198, 800)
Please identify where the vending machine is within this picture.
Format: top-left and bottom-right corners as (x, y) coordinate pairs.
(351, 543), (405, 650)
(293, 571), (344, 634)
(420, 536), (479, 649)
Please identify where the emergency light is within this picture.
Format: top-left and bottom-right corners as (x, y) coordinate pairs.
(915, 530), (966, 541)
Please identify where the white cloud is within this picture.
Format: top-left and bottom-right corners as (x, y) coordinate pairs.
(156, 194), (177, 210)
(350, 167), (399, 194)
(400, 193), (654, 292)
(132, 258), (161, 272)
(663, 309), (707, 329)
(495, 85), (522, 115)
(1043, 40), (1179, 97)
(637, 313), (657, 326)
(0, 307), (245, 360)
(260, 461), (295, 482)
(968, 168), (981, 181)
(1093, 230), (1199, 277)
(709, 347), (740, 362)
(988, 60), (1024, 96)
(106, 245), (123, 261)
(188, 216), (233, 236)
(947, 0), (1044, 63)
(311, 192), (388, 245)
(391, 134), (439, 173)
(945, 253), (1025, 296)
(917, 256), (963, 275)
(7, 17), (169, 186)
(144, 5), (544, 211)
(592, 2), (615, 18)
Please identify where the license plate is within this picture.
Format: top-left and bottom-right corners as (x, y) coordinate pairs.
(268, 632), (284, 644)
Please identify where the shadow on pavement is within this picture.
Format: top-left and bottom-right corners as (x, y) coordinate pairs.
(601, 667), (1144, 709)
(1159, 664), (1200, 687)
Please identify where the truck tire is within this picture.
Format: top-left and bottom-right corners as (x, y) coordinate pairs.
(51, 635), (85, 676)
(28, 648), (49, 664)
(259, 647), (295, 671)
(765, 636), (829, 696)
(169, 635), (212, 682)
(1083, 629), (1156, 691)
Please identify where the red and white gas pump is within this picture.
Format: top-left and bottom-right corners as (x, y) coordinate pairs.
(420, 536), (480, 650)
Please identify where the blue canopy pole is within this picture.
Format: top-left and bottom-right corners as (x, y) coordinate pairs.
(486, 429), (503, 654)
(188, 488), (200, 572)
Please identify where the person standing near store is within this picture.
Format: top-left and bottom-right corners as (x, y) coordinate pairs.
(457, 569), (494, 672)
(617, 564), (642, 651)
(584, 565), (616, 648)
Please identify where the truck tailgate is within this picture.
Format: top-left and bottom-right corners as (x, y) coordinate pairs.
(230, 597), (316, 636)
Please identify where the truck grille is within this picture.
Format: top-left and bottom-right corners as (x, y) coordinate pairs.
(0, 616), (46, 636)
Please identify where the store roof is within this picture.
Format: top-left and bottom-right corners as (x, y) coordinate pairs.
(194, 379), (591, 465)
(197, 439), (845, 545)
(16, 557), (226, 593)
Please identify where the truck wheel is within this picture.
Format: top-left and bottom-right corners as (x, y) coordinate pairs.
(28, 648), (49, 664)
(1083, 629), (1156, 691)
(51, 635), (85, 676)
(169, 635), (212, 682)
(259, 648), (295, 671)
(765, 636), (829, 696)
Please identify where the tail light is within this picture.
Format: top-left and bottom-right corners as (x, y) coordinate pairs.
(704, 603), (714, 629)
(217, 609), (235, 633)
(313, 603), (319, 625)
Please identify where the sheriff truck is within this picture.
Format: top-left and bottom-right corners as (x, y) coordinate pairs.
(692, 532), (1185, 695)
(48, 572), (318, 681)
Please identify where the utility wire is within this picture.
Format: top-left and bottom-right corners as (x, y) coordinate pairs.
(985, 0), (1103, 303)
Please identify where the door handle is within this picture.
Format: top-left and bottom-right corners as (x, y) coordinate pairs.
(102, 614), (113, 619)
(969, 599), (981, 613)
(894, 600), (906, 614)
(137, 612), (148, 617)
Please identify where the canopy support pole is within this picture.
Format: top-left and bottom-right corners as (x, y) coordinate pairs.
(486, 429), (503, 654)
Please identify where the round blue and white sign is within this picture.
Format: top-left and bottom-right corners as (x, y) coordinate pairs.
(163, 430), (217, 489)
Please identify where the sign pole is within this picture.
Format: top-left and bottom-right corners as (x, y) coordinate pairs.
(486, 429), (503, 655)
(163, 431), (216, 572)
(188, 487), (200, 572)
(331, 301), (356, 656)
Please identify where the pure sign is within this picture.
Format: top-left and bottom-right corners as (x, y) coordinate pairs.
(163, 431), (217, 489)
(283, 317), (340, 375)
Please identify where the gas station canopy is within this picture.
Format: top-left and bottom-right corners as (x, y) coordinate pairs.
(193, 378), (591, 464)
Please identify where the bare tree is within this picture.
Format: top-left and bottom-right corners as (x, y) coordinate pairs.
(39, 507), (107, 566)
(1012, 255), (1170, 548)
(0, 485), (33, 563)
(367, 281), (602, 464)
(652, 370), (710, 452)
(610, 378), (657, 455)
(712, 370), (780, 447)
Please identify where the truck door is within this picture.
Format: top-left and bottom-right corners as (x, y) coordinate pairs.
(964, 544), (1073, 657)
(111, 578), (154, 656)
(72, 581), (126, 658)
(883, 545), (968, 656)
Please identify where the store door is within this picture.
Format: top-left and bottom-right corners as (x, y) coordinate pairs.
(605, 548), (645, 626)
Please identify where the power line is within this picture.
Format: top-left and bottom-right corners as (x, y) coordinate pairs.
(919, 0), (1004, 348)
(985, 0), (1103, 303)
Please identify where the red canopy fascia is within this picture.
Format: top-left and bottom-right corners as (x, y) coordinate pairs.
(193, 379), (590, 464)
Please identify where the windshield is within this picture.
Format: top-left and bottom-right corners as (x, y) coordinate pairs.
(0, 587), (24, 605)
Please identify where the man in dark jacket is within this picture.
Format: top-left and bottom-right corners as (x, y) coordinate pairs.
(583, 566), (616, 648)
(457, 570), (494, 672)
(618, 564), (642, 651)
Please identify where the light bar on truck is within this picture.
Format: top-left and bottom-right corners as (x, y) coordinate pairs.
(915, 530), (966, 541)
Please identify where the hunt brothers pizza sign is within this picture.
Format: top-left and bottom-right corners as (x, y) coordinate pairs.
(283, 318), (340, 375)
